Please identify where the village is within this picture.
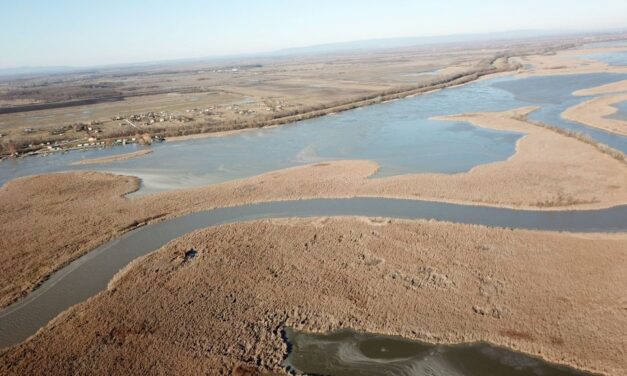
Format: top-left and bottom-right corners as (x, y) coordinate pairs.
(1, 1), (627, 373)
(1, 97), (298, 159)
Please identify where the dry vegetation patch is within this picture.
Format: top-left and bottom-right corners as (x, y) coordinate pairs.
(1, 218), (625, 375)
(0, 172), (151, 307)
(2, 105), (627, 309)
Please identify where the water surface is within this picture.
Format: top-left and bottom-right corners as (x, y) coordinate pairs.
(1, 81), (527, 194)
(582, 40), (627, 49)
(608, 100), (627, 121)
(284, 328), (591, 376)
(1, 197), (626, 349)
(583, 51), (627, 66)
(493, 73), (627, 153)
(2, 69), (627, 194)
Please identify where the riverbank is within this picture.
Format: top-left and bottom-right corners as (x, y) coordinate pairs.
(1, 56), (514, 158)
(152, 107), (627, 214)
(1, 217), (624, 375)
(70, 149), (153, 165)
(2, 105), (627, 309)
(562, 93), (627, 136)
(0, 172), (147, 308)
(160, 59), (514, 143)
(164, 128), (268, 142)
(520, 46), (627, 76)
(574, 78), (627, 96)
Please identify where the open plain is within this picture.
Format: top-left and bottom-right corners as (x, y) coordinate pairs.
(0, 35), (608, 157)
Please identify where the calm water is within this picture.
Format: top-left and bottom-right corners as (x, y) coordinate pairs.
(493, 73), (627, 153)
(2, 69), (627, 193)
(284, 328), (592, 376)
(1, 197), (626, 349)
(583, 51), (627, 66)
(609, 100), (627, 121)
(581, 40), (627, 49)
(1, 53), (626, 373)
(1, 79), (526, 194)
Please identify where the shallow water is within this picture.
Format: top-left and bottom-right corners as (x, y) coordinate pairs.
(0, 79), (527, 194)
(608, 100), (627, 121)
(583, 51), (627, 66)
(581, 40), (627, 49)
(2, 69), (627, 194)
(493, 73), (627, 153)
(1, 197), (626, 348)
(283, 328), (592, 376)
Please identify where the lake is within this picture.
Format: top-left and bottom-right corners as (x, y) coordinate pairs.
(2, 71), (626, 194)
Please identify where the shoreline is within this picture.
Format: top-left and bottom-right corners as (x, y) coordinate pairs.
(562, 93), (627, 136)
(3, 103), (627, 308)
(3, 198), (624, 349)
(0, 84), (626, 375)
(2, 61), (513, 158)
(2, 216), (624, 375)
(69, 149), (153, 165)
(518, 46), (627, 76)
(5, 44), (623, 158)
(0, 61), (509, 159)
(160, 62), (512, 143)
(2, 36), (627, 376)
(561, 77), (627, 137)
(3, 41), (625, 160)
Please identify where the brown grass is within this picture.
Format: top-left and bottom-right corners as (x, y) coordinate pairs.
(3, 105), (627, 308)
(512, 112), (627, 163)
(1, 217), (625, 375)
(561, 93), (627, 136)
(0, 35), (586, 157)
(0, 172), (149, 307)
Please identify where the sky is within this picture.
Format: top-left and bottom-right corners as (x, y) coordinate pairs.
(1, 0), (626, 69)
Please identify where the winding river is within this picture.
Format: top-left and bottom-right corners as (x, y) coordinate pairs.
(1, 51), (626, 373)
(1, 197), (626, 349)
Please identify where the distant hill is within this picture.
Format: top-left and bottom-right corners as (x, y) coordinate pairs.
(0, 66), (80, 78)
(274, 30), (583, 56)
(1, 29), (621, 79)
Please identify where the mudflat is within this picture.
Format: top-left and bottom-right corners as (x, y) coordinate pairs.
(1, 217), (624, 375)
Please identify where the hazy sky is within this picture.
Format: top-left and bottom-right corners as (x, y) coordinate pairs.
(1, 0), (626, 68)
